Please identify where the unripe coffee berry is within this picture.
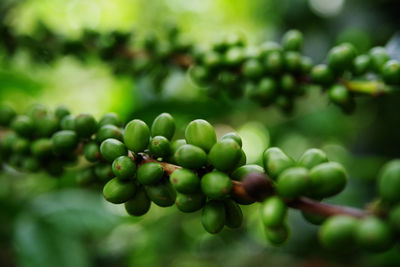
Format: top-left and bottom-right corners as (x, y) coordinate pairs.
(145, 181), (176, 207)
(298, 148), (328, 169)
(263, 147), (294, 180)
(103, 177), (136, 204)
(170, 168), (200, 194)
(175, 144), (207, 169)
(124, 119), (150, 154)
(201, 171), (232, 199)
(52, 130), (78, 154)
(308, 162), (347, 198)
(208, 139), (241, 172)
(260, 196), (287, 227)
(124, 187), (151, 216)
(96, 125), (123, 143)
(175, 192), (205, 213)
(201, 200), (226, 234)
(100, 138), (127, 162)
(112, 155), (136, 181)
(276, 167), (310, 198)
(185, 119), (217, 153)
(149, 136), (171, 158)
(75, 113), (98, 138)
(151, 113), (175, 140)
(137, 162), (164, 185)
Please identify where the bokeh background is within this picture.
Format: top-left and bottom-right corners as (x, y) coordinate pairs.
(1, 0), (400, 266)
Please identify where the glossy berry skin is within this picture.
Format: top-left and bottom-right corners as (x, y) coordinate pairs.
(170, 168), (200, 194)
(264, 224), (289, 245)
(201, 200), (226, 234)
(327, 43), (356, 72)
(311, 64), (335, 85)
(31, 138), (53, 158)
(353, 54), (371, 75)
(284, 51), (302, 73)
(319, 215), (359, 250)
(175, 192), (205, 213)
(378, 160), (400, 203)
(256, 78), (277, 104)
(60, 115), (75, 130)
(98, 113), (122, 127)
(112, 156), (136, 181)
(328, 84), (354, 113)
(276, 167), (310, 198)
(175, 144), (207, 169)
(224, 47), (245, 66)
(280, 74), (296, 93)
(11, 115), (34, 137)
(75, 113), (98, 138)
(149, 136), (171, 158)
(124, 187), (151, 216)
(168, 139), (186, 164)
(0, 105), (16, 126)
(100, 138), (127, 162)
(231, 164), (264, 181)
(224, 199), (243, 229)
(356, 217), (394, 252)
(201, 171), (232, 199)
(208, 139), (242, 172)
(308, 162), (347, 199)
(369, 47), (389, 72)
(35, 114), (59, 137)
(260, 196), (287, 227)
(124, 119), (150, 154)
(52, 130), (78, 154)
(137, 162), (164, 185)
(220, 132), (242, 147)
(103, 177), (136, 204)
(243, 59), (264, 79)
(264, 51), (283, 75)
(298, 148), (328, 169)
(381, 60), (400, 84)
(145, 181), (176, 207)
(151, 113), (175, 140)
(282, 29), (303, 51)
(185, 119), (217, 153)
(263, 147), (294, 180)
(83, 142), (102, 162)
(95, 163), (114, 182)
(54, 105), (70, 120)
(96, 125), (123, 143)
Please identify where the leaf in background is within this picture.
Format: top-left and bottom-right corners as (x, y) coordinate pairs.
(386, 32), (400, 61)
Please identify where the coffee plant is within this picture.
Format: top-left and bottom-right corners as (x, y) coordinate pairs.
(1, 101), (400, 254)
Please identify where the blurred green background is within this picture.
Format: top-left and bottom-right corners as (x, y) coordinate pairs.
(1, 0), (400, 266)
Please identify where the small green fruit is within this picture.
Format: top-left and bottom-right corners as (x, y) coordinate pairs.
(224, 199), (243, 229)
(309, 162), (347, 199)
(282, 29), (303, 51)
(298, 148), (328, 169)
(208, 139), (242, 172)
(263, 147), (294, 180)
(170, 168), (200, 194)
(96, 125), (123, 143)
(124, 119), (150, 154)
(124, 187), (151, 216)
(185, 119), (217, 153)
(98, 113), (122, 127)
(103, 178), (136, 204)
(176, 192), (205, 213)
(75, 113), (98, 138)
(137, 162), (164, 185)
(112, 156), (136, 181)
(100, 138), (127, 162)
(356, 217), (394, 252)
(151, 113), (175, 140)
(260, 196), (287, 227)
(201, 171), (232, 199)
(52, 130), (78, 154)
(145, 181), (176, 207)
(264, 224), (290, 245)
(83, 142), (101, 162)
(201, 200), (226, 234)
(220, 132), (242, 147)
(149, 136), (171, 158)
(319, 215), (358, 250)
(175, 144), (207, 169)
(378, 160), (400, 203)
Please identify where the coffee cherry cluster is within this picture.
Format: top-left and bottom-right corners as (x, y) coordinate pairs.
(190, 30), (311, 113)
(2, 103), (400, 253)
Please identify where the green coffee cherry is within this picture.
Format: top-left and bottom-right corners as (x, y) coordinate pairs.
(224, 47), (245, 66)
(263, 147), (294, 180)
(201, 171), (232, 199)
(0, 105), (16, 126)
(328, 84), (354, 113)
(176, 192), (205, 213)
(124, 186), (151, 216)
(83, 142), (101, 162)
(223, 199), (243, 228)
(256, 78), (277, 104)
(282, 29), (303, 51)
(264, 224), (289, 245)
(284, 51), (302, 73)
(137, 162), (164, 185)
(100, 138), (127, 162)
(151, 113), (175, 140)
(382, 60), (400, 84)
(276, 167), (309, 198)
(208, 139), (241, 172)
(235, 149), (247, 168)
(280, 73), (297, 93)
(168, 139), (186, 164)
(301, 211), (326, 225)
(60, 115), (75, 130)
(185, 119), (216, 153)
(98, 112), (122, 127)
(369, 47), (389, 72)
(231, 164), (264, 181)
(264, 51), (283, 75)
(300, 56), (313, 74)
(327, 43), (356, 72)
(260, 196), (287, 227)
(94, 163), (114, 182)
(11, 115), (34, 137)
(298, 148), (328, 169)
(54, 105), (70, 120)
(112, 156), (136, 181)
(31, 138), (53, 158)
(388, 205), (400, 232)
(52, 130), (78, 154)
(124, 119), (150, 154)
(103, 177), (136, 204)
(13, 138), (30, 154)
(353, 54), (371, 75)
(170, 168), (200, 194)
(96, 125), (123, 143)
(201, 200), (226, 234)
(308, 162), (347, 199)
(319, 215), (358, 250)
(220, 132), (242, 147)
(356, 217), (394, 252)
(175, 144), (207, 169)
(149, 136), (171, 158)
(378, 160), (400, 203)
(145, 181), (176, 207)
(27, 104), (47, 120)
(311, 64), (335, 85)
(35, 114), (59, 137)
(76, 167), (96, 186)
(1, 132), (18, 156)
(75, 113), (97, 138)
(243, 59), (264, 79)
(22, 157), (40, 172)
